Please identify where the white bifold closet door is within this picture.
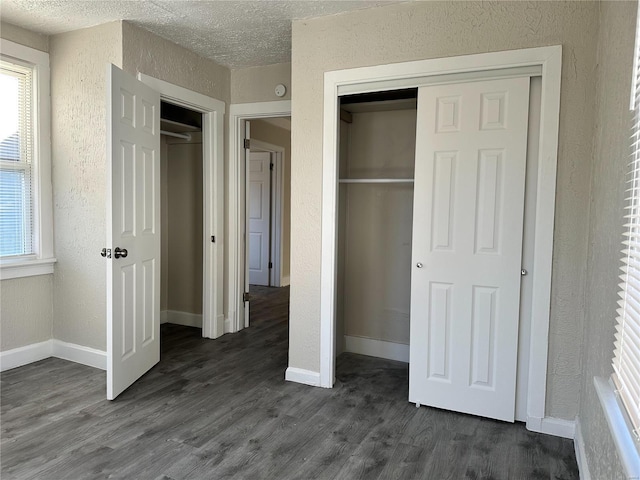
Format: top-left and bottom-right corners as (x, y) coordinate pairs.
(409, 77), (530, 422)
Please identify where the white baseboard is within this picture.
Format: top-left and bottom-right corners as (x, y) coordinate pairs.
(574, 417), (591, 480)
(0, 340), (53, 371)
(344, 335), (409, 363)
(526, 415), (575, 439)
(215, 314), (226, 337)
(281, 275), (290, 287)
(160, 310), (168, 324)
(165, 310), (202, 328)
(285, 367), (321, 387)
(52, 340), (106, 370)
(0, 339), (106, 372)
(224, 315), (234, 334)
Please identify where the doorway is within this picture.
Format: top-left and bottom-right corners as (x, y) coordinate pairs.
(228, 101), (292, 333)
(107, 68), (225, 400)
(245, 118), (291, 325)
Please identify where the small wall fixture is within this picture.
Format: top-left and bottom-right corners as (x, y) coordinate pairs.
(275, 84), (287, 97)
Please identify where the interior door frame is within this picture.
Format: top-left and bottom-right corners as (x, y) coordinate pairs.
(318, 46), (563, 436)
(228, 101), (291, 333)
(138, 73), (226, 339)
(250, 138), (286, 289)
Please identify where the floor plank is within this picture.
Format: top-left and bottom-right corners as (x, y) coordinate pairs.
(1, 285), (578, 479)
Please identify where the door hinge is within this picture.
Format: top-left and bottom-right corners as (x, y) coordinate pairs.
(244, 138), (251, 149)
(243, 292), (251, 302)
(100, 248), (112, 259)
(211, 235), (215, 243)
(269, 262), (273, 269)
(270, 162), (274, 171)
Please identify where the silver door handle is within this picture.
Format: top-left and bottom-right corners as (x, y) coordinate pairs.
(416, 262), (423, 268)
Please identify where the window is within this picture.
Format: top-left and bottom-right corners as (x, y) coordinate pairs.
(0, 39), (53, 279)
(613, 3), (640, 446)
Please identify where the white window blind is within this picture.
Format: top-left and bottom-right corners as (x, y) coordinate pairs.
(0, 59), (34, 258)
(614, 7), (640, 442)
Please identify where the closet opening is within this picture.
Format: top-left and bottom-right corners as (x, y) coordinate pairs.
(159, 100), (206, 339)
(335, 89), (418, 389)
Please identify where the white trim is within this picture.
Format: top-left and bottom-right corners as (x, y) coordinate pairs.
(0, 340), (52, 371)
(228, 100), (291, 334)
(160, 310), (168, 324)
(0, 339), (107, 371)
(138, 73), (225, 341)
(0, 257), (56, 280)
(319, 45), (562, 431)
(249, 138), (285, 288)
(281, 275), (290, 287)
(164, 310), (203, 329)
(574, 417), (592, 480)
(52, 340), (106, 370)
(594, 376), (640, 479)
(526, 416), (576, 439)
(0, 39), (54, 274)
(344, 335), (409, 363)
(284, 367), (321, 387)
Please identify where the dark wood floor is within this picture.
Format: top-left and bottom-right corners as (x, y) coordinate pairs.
(1, 285), (578, 479)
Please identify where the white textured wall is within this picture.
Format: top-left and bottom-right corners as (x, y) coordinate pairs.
(580, 2), (636, 479)
(289, 1), (599, 420)
(231, 63), (291, 104)
(0, 276), (53, 350)
(341, 109), (416, 345)
(50, 22), (123, 350)
(0, 23), (53, 352)
(122, 22), (230, 104)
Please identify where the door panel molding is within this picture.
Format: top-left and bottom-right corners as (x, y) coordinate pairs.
(318, 46), (562, 431)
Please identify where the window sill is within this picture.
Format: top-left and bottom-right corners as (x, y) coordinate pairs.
(0, 257), (56, 280)
(594, 376), (640, 479)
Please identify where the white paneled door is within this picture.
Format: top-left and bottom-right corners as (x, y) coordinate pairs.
(248, 151), (271, 286)
(409, 77), (530, 421)
(106, 64), (161, 400)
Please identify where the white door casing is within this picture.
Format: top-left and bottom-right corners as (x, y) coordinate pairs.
(248, 151), (272, 286)
(243, 121), (251, 327)
(409, 77), (530, 422)
(107, 64), (161, 400)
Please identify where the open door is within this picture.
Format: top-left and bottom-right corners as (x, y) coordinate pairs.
(106, 64), (161, 400)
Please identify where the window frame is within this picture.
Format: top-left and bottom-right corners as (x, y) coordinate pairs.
(0, 39), (54, 280)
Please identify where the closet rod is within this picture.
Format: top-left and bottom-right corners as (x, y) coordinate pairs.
(339, 178), (414, 184)
(160, 130), (191, 141)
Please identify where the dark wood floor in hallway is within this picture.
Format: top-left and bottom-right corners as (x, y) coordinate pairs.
(1, 285), (578, 479)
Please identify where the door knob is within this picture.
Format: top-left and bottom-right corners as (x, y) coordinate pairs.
(416, 262), (423, 268)
(114, 247), (128, 259)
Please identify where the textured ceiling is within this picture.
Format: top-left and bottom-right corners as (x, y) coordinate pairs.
(0, 0), (401, 68)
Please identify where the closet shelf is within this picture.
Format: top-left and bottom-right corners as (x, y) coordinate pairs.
(339, 178), (414, 184)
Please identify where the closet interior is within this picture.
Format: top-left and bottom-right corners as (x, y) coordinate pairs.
(160, 101), (204, 329)
(336, 89), (418, 364)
